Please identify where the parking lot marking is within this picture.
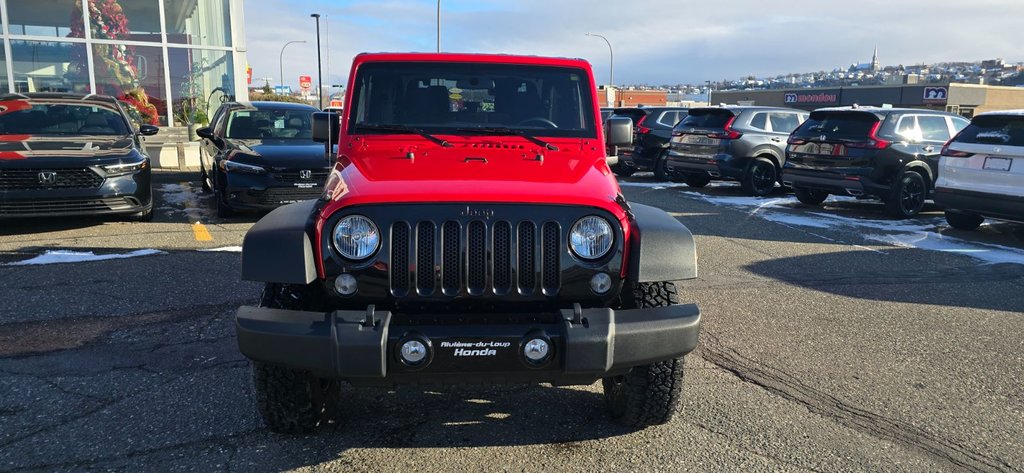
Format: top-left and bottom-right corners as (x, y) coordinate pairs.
(192, 222), (213, 241)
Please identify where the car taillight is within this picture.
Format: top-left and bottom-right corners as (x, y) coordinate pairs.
(940, 141), (973, 158)
(707, 116), (742, 139)
(787, 137), (808, 145)
(846, 120), (890, 149)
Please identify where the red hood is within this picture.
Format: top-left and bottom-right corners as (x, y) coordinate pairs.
(320, 136), (623, 217)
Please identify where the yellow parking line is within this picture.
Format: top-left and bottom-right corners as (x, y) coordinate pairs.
(192, 222), (213, 241)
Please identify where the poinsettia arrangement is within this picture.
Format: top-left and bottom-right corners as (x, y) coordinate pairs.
(69, 0), (160, 125)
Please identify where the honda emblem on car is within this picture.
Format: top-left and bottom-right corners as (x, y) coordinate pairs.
(299, 170), (312, 179)
(38, 171), (57, 185)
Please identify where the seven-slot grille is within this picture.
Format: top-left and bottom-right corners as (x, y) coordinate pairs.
(274, 170), (329, 184)
(0, 168), (104, 190)
(389, 219), (561, 298)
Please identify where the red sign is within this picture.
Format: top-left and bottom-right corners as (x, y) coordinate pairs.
(329, 99), (343, 108)
(246, 66), (252, 85)
(299, 75), (312, 92)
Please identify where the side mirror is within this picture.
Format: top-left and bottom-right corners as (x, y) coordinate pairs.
(138, 124), (159, 136)
(312, 112), (340, 143)
(605, 116), (633, 147)
(195, 126), (215, 140)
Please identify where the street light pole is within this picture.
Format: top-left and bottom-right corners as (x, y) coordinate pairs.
(436, 0), (441, 52)
(279, 40), (307, 93)
(585, 33), (613, 87)
(311, 13), (324, 109)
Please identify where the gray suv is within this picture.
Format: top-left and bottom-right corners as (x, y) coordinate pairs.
(665, 106), (808, 196)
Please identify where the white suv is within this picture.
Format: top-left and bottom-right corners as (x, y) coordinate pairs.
(935, 110), (1024, 229)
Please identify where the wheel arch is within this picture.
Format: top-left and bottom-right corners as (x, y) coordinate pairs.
(626, 203), (698, 283)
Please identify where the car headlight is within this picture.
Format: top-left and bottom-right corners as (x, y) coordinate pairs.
(221, 160), (266, 174)
(102, 158), (148, 177)
(569, 216), (613, 260)
(333, 215), (380, 260)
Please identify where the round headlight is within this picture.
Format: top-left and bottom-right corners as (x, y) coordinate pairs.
(333, 215), (380, 260)
(569, 216), (613, 260)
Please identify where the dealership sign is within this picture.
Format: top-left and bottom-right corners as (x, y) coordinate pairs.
(923, 87), (948, 104)
(299, 75), (312, 92)
(785, 92), (838, 104)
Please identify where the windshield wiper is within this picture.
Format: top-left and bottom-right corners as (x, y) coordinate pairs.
(355, 123), (452, 147)
(455, 126), (559, 151)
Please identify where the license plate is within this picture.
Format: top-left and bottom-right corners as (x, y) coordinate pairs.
(983, 157), (1012, 171)
(681, 135), (720, 146)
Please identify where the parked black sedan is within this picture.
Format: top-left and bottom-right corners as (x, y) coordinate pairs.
(0, 93), (158, 220)
(197, 101), (331, 217)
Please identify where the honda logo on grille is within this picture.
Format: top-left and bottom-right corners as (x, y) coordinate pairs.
(38, 172), (57, 185)
(299, 170), (312, 179)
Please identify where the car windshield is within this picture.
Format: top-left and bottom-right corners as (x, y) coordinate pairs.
(677, 109), (734, 129)
(954, 115), (1024, 147)
(348, 62), (597, 138)
(792, 112), (878, 140)
(225, 107), (315, 140)
(0, 101), (130, 136)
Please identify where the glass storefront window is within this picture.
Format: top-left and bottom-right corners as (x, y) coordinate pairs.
(164, 0), (232, 47)
(168, 48), (234, 126)
(84, 0), (163, 43)
(10, 41), (90, 93)
(0, 48), (7, 92)
(93, 44), (166, 125)
(7, 0), (82, 37)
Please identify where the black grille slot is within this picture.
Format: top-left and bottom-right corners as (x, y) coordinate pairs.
(493, 221), (511, 294)
(542, 222), (560, 294)
(467, 221), (486, 294)
(253, 187), (323, 205)
(0, 168), (103, 190)
(416, 221), (435, 294)
(518, 221), (536, 293)
(442, 221), (461, 295)
(391, 222), (410, 296)
(0, 198), (131, 215)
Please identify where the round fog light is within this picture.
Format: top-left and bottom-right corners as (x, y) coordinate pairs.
(590, 273), (612, 294)
(334, 274), (357, 296)
(523, 338), (550, 363)
(400, 340), (428, 365)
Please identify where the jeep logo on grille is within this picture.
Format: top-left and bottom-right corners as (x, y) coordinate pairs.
(460, 205), (494, 220)
(38, 172), (57, 185)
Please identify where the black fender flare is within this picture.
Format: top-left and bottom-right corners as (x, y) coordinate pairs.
(241, 200), (319, 284)
(749, 145), (783, 169)
(902, 161), (935, 188)
(626, 203), (698, 283)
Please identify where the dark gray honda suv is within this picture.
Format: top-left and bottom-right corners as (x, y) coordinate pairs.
(665, 106), (807, 196)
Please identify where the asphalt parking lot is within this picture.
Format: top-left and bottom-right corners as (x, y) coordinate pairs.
(1, 171), (1022, 472)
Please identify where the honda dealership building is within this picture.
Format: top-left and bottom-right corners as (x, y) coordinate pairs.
(0, 0), (248, 126)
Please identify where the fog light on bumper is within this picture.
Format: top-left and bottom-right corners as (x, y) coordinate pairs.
(400, 340), (428, 365)
(590, 273), (612, 294)
(523, 338), (550, 364)
(334, 274), (357, 296)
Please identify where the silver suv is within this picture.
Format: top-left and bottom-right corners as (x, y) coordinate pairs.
(665, 106), (807, 196)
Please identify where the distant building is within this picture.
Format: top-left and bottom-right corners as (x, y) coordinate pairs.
(597, 87), (668, 107)
(850, 46), (880, 73)
(712, 83), (1024, 118)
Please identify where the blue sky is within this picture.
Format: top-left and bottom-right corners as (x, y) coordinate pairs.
(244, 0), (1024, 90)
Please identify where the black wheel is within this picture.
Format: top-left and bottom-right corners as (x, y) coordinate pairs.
(945, 211), (984, 230)
(684, 173), (711, 188)
(252, 283), (338, 434)
(653, 151), (670, 181)
(886, 171), (927, 219)
(793, 187), (828, 206)
(613, 163), (637, 178)
(604, 281), (685, 428)
(741, 157), (778, 197)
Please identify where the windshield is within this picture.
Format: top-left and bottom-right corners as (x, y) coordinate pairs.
(954, 115), (1024, 147)
(0, 101), (130, 136)
(225, 107), (315, 140)
(348, 62), (597, 138)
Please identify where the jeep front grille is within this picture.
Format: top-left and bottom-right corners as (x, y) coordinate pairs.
(389, 219), (560, 298)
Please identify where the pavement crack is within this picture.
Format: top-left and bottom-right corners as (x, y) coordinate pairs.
(699, 332), (1015, 473)
(684, 418), (825, 473)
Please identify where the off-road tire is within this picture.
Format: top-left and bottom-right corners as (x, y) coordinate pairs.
(604, 281), (685, 428)
(653, 151), (670, 181)
(252, 283), (338, 434)
(945, 211), (984, 230)
(886, 171), (927, 219)
(684, 173), (711, 188)
(741, 157), (777, 197)
(794, 187), (828, 206)
(613, 163), (637, 178)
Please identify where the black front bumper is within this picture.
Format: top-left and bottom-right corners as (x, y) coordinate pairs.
(222, 172), (324, 212)
(0, 172), (151, 218)
(236, 304), (701, 386)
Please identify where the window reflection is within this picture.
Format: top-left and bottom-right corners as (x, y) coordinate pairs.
(169, 48), (234, 126)
(165, 0), (232, 47)
(93, 44), (166, 125)
(10, 41), (90, 93)
(7, 0), (81, 37)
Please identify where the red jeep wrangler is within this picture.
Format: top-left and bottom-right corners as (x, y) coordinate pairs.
(236, 53), (701, 433)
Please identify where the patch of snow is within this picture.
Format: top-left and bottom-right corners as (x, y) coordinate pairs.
(198, 246), (242, 253)
(159, 183), (212, 219)
(7, 249), (165, 266)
